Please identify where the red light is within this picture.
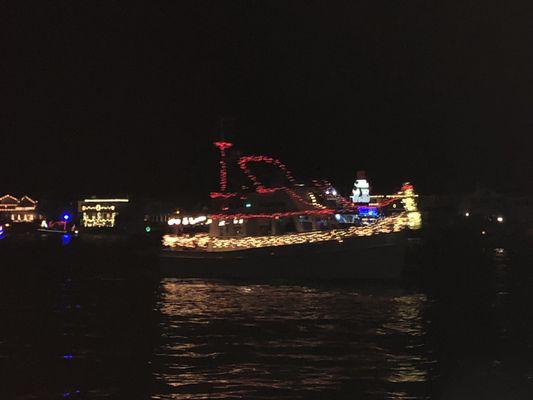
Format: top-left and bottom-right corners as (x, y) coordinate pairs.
(213, 141), (233, 150)
(210, 192), (237, 199)
(213, 141), (233, 193)
(210, 144), (412, 216)
(210, 209), (334, 220)
(256, 187), (282, 194)
(238, 155), (295, 191)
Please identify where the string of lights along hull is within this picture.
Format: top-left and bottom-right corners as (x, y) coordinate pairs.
(160, 141), (422, 279)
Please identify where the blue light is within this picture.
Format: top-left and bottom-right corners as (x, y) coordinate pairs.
(62, 234), (72, 246)
(62, 354), (74, 360)
(63, 214), (71, 221)
(358, 206), (379, 218)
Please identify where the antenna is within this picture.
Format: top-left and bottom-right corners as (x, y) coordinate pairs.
(217, 116), (235, 142)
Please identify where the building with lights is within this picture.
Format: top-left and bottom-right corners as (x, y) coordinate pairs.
(77, 197), (130, 229)
(0, 194), (39, 223)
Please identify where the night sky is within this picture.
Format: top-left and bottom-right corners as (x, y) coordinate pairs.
(3, 1), (532, 204)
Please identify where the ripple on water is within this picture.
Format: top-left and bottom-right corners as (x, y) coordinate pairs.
(152, 279), (435, 399)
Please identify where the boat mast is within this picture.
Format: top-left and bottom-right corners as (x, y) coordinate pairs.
(213, 118), (234, 193)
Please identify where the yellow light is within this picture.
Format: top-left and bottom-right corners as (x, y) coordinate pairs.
(83, 198), (129, 203)
(400, 184), (421, 230)
(163, 212), (412, 251)
(82, 211), (117, 228)
(192, 216), (207, 224)
(81, 205), (115, 211)
(0, 194), (19, 202)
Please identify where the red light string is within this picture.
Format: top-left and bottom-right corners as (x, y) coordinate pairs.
(238, 155), (296, 190)
(212, 145), (412, 215)
(311, 180), (357, 212)
(210, 209), (334, 220)
(209, 192), (237, 199)
(214, 141), (233, 192)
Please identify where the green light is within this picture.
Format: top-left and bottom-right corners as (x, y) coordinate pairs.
(145, 226), (151, 233)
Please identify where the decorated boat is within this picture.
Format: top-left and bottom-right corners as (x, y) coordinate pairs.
(37, 216), (78, 235)
(160, 141), (421, 279)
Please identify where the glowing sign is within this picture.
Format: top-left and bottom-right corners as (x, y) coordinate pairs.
(79, 198), (128, 229)
(350, 179), (370, 203)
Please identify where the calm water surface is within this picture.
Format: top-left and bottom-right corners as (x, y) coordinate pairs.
(1, 238), (533, 399)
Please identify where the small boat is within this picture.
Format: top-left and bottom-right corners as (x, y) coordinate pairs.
(37, 219), (78, 235)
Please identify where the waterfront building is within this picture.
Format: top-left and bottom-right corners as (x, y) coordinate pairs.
(0, 194), (38, 223)
(77, 197), (130, 229)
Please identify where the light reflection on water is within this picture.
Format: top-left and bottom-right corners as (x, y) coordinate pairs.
(152, 281), (436, 399)
(3, 240), (531, 399)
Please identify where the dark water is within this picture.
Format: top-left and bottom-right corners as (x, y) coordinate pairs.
(1, 235), (533, 399)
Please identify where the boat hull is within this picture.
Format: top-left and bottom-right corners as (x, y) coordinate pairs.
(159, 232), (407, 280)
